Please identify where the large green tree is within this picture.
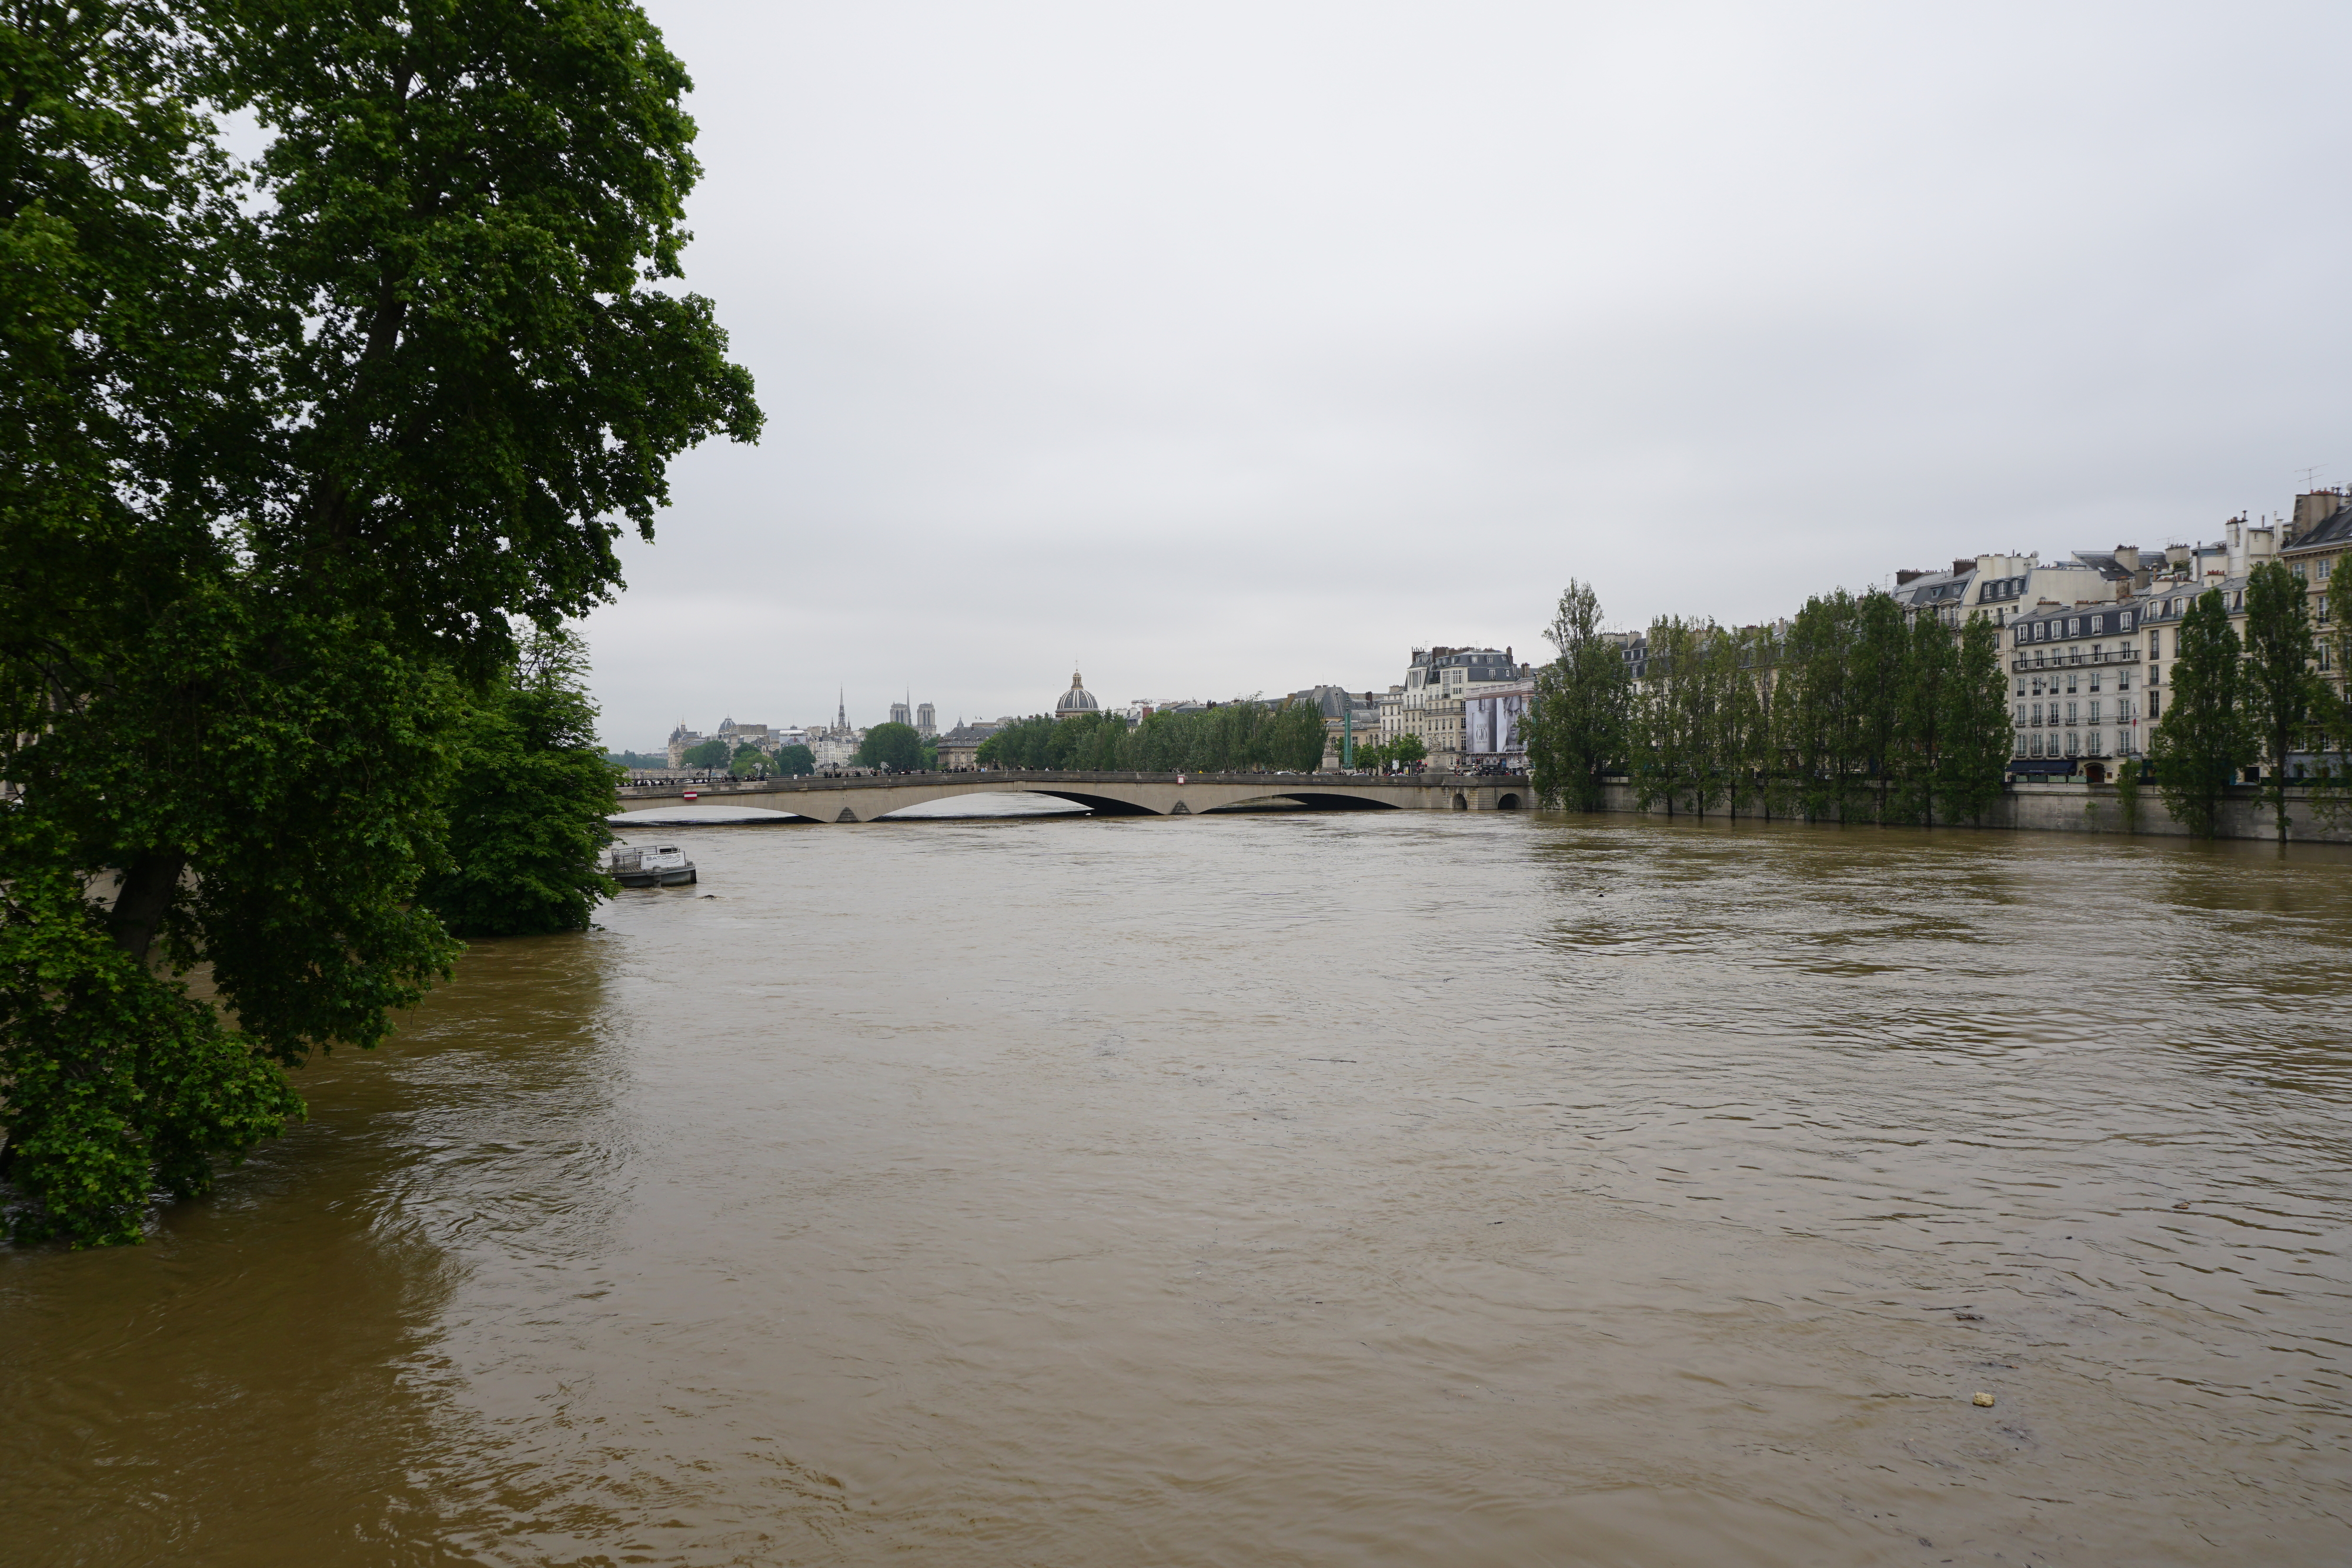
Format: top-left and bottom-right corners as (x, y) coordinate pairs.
(1896, 609), (1953, 825)
(1526, 580), (1631, 811)
(2309, 562), (2352, 823)
(1936, 616), (2012, 824)
(2149, 589), (2252, 838)
(855, 721), (924, 772)
(1627, 617), (1698, 815)
(680, 738), (729, 769)
(771, 742), (816, 777)
(974, 701), (1321, 774)
(420, 632), (617, 938)
(2241, 560), (2323, 842)
(1852, 590), (1909, 821)
(1782, 591), (1860, 822)
(0, 0), (759, 1244)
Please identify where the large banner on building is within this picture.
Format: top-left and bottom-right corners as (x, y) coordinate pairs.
(1464, 687), (1531, 760)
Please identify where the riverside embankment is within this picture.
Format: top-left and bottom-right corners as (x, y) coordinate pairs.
(1594, 778), (2352, 842)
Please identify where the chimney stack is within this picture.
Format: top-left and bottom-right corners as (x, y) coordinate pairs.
(2293, 489), (2346, 539)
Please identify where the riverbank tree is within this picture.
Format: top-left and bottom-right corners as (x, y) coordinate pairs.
(1354, 733), (1428, 773)
(974, 700), (1325, 774)
(2308, 564), (2352, 824)
(1585, 584), (2009, 825)
(2149, 589), (2251, 838)
(1937, 617), (2012, 823)
(420, 633), (617, 938)
(1526, 581), (1630, 811)
(1, 0), (759, 1244)
(2241, 560), (2323, 842)
(854, 722), (924, 773)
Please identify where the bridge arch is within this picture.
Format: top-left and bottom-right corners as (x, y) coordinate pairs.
(1256, 791), (1398, 812)
(877, 787), (1159, 819)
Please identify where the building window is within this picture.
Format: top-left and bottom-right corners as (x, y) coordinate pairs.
(2089, 700), (2102, 723)
(2067, 701), (2079, 723)
(2066, 732), (2080, 757)
(2149, 693), (2161, 718)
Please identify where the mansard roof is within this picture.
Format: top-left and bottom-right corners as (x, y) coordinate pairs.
(2285, 503), (2352, 554)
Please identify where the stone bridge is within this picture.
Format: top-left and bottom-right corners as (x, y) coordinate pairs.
(612, 770), (1533, 823)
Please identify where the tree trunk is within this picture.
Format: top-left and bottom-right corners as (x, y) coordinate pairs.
(108, 851), (186, 964)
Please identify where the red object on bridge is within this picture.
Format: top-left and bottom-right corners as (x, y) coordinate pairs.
(681, 790), (699, 801)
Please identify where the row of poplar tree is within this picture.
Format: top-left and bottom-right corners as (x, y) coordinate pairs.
(1525, 562), (2352, 841)
(975, 701), (1329, 774)
(2142, 559), (2352, 842)
(1525, 581), (2013, 827)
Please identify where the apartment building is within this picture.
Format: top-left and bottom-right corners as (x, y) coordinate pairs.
(2282, 490), (2351, 706)
(1895, 550), (2149, 630)
(2008, 600), (2146, 775)
(1392, 646), (1531, 767)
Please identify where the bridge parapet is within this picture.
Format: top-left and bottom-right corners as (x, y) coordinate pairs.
(611, 770), (1532, 821)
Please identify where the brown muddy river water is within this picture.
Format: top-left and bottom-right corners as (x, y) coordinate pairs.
(6, 805), (2351, 1566)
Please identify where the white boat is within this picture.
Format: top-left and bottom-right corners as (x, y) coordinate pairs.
(607, 843), (696, 888)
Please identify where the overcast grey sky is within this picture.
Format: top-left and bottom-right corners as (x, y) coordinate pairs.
(584, 0), (2352, 748)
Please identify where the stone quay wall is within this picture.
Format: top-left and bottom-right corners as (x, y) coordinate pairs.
(1589, 780), (2352, 844)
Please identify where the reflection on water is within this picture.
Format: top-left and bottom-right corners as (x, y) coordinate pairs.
(5, 813), (2350, 1566)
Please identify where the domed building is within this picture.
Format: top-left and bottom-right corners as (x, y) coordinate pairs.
(1055, 668), (1100, 719)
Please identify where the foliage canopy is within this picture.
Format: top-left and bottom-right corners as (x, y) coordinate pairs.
(419, 633), (619, 939)
(854, 722), (925, 773)
(2149, 589), (2251, 838)
(974, 702), (1326, 774)
(1, 0), (758, 1243)
(1521, 583), (2012, 824)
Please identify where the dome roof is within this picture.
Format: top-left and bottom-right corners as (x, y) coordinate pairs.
(1055, 669), (1100, 716)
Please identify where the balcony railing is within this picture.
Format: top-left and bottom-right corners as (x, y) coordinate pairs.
(2012, 647), (2140, 672)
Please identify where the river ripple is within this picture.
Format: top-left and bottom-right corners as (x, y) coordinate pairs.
(5, 808), (2350, 1566)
